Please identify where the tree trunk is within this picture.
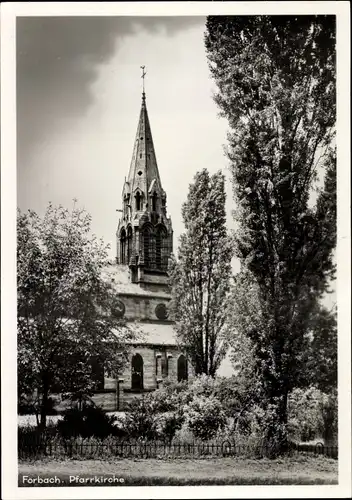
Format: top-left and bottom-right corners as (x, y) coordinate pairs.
(39, 376), (49, 431)
(204, 237), (214, 375)
(263, 387), (289, 458)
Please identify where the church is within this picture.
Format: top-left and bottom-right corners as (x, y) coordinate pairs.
(91, 86), (192, 411)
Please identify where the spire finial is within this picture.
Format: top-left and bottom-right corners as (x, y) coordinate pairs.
(140, 65), (147, 101)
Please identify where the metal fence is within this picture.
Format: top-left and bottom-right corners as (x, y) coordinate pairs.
(18, 437), (338, 460)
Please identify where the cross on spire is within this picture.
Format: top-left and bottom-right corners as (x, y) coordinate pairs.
(140, 65), (147, 94)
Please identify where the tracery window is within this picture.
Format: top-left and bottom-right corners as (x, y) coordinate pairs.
(156, 226), (167, 270)
(143, 226), (151, 268)
(142, 225), (156, 269)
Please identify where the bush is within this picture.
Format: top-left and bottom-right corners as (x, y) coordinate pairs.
(57, 405), (123, 439)
(123, 396), (159, 440)
(157, 412), (184, 443)
(287, 387), (337, 444)
(146, 380), (189, 412)
(184, 395), (227, 441)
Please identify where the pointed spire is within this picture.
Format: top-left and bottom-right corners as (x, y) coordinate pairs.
(125, 69), (163, 211)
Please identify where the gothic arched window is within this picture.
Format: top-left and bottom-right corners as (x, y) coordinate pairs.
(127, 226), (132, 265)
(143, 226), (151, 268)
(177, 355), (188, 382)
(143, 225), (155, 269)
(120, 228), (126, 264)
(156, 226), (167, 270)
(131, 353), (144, 391)
(135, 192), (141, 211)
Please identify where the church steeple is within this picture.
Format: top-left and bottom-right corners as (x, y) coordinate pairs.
(125, 90), (164, 210)
(116, 72), (173, 291)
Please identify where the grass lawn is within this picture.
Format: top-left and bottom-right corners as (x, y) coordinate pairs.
(18, 455), (338, 486)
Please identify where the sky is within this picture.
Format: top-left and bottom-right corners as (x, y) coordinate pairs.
(16, 15), (335, 314)
(17, 16), (236, 261)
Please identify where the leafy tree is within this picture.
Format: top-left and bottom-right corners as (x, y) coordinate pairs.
(304, 304), (337, 392)
(205, 16), (336, 455)
(170, 169), (233, 376)
(17, 202), (134, 429)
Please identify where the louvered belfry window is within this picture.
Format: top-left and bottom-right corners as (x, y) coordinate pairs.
(156, 226), (168, 271)
(143, 227), (151, 268)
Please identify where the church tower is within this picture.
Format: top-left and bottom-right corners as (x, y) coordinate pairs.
(116, 85), (173, 292)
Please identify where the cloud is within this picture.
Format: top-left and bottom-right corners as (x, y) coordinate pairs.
(16, 16), (204, 163)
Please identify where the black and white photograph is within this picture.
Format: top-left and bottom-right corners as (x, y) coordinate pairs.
(1, 2), (351, 498)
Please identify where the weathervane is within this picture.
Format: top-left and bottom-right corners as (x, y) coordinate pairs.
(140, 65), (147, 93)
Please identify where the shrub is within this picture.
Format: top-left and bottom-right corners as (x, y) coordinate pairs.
(173, 421), (196, 443)
(213, 376), (254, 418)
(146, 380), (189, 412)
(157, 412), (184, 443)
(287, 387), (337, 443)
(57, 405), (122, 439)
(184, 395), (227, 441)
(320, 392), (337, 444)
(187, 374), (217, 397)
(123, 396), (159, 440)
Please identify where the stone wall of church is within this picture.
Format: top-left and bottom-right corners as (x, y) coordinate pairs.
(117, 293), (172, 322)
(89, 345), (191, 411)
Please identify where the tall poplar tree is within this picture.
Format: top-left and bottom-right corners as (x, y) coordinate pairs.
(171, 169), (233, 376)
(205, 16), (336, 454)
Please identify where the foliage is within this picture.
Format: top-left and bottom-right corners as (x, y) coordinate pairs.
(142, 380), (189, 413)
(56, 405), (123, 439)
(170, 169), (233, 376)
(205, 16), (336, 455)
(303, 305), (337, 392)
(123, 396), (159, 440)
(157, 412), (185, 443)
(184, 395), (227, 440)
(17, 202), (135, 429)
(18, 394), (57, 418)
(288, 387), (337, 444)
(122, 376), (337, 447)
